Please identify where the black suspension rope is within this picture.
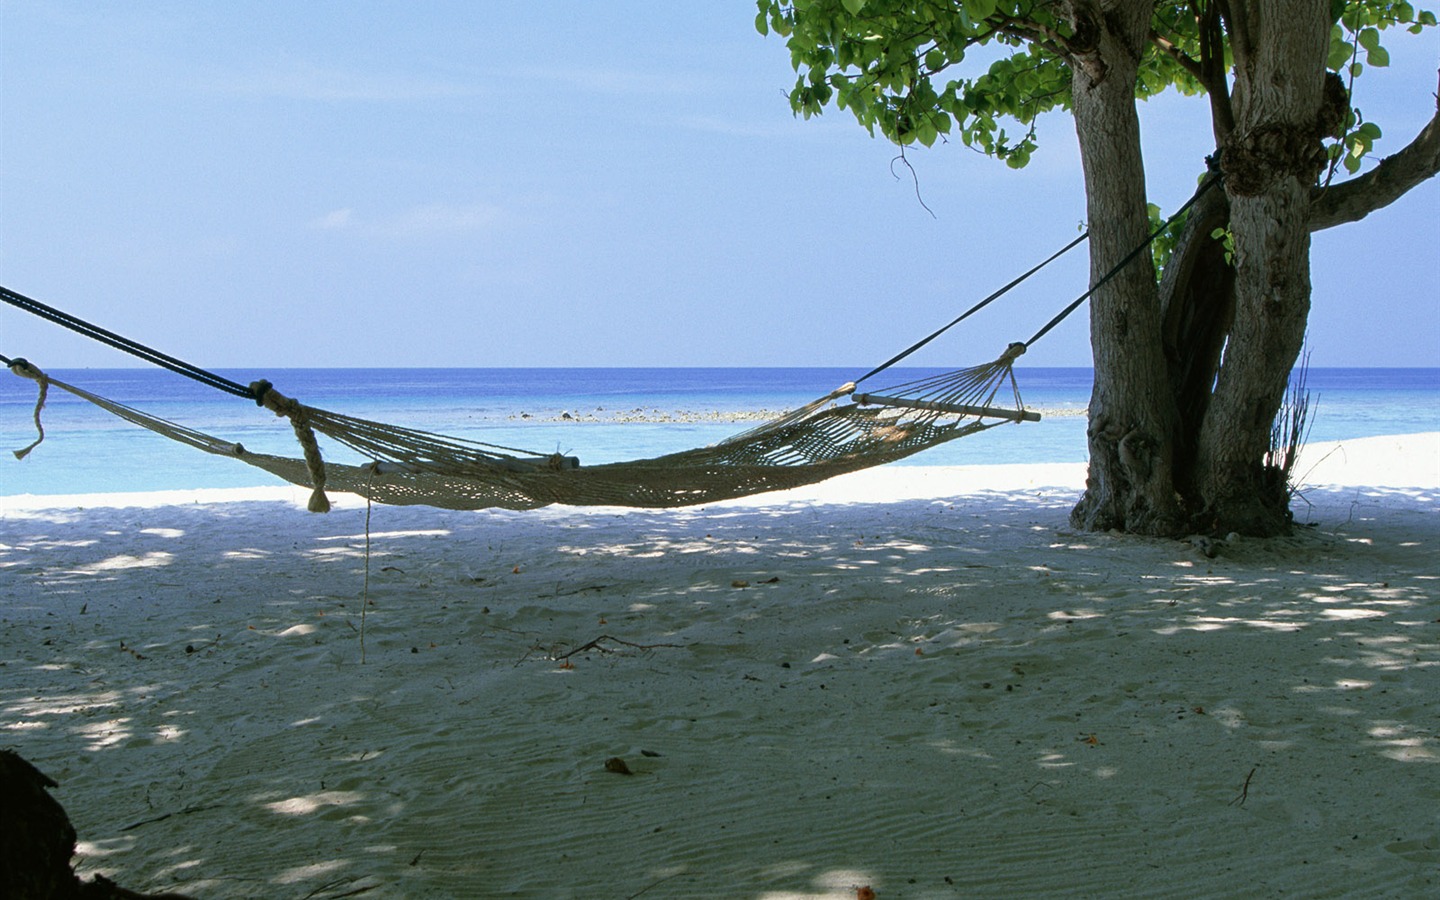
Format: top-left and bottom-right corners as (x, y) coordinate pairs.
(0, 285), (256, 400)
(854, 230), (1089, 385)
(858, 158), (1224, 384)
(1022, 169), (1223, 348)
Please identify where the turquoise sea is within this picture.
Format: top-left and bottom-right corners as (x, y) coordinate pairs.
(2, 366), (1437, 497)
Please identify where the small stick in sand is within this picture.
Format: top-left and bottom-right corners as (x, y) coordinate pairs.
(1229, 766), (1257, 807)
(551, 635), (683, 661)
(359, 467), (378, 665)
(120, 804), (219, 833)
(624, 871), (688, 899)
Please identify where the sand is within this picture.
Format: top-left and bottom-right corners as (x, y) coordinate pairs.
(1, 433), (1436, 898)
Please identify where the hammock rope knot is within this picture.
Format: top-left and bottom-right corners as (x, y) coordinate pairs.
(256, 383), (331, 513)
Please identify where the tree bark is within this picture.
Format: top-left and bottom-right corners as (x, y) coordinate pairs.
(1194, 0), (1331, 535)
(1159, 183), (1235, 490)
(1066, 0), (1187, 535)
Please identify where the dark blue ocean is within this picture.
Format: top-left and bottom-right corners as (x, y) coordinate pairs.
(2, 367), (1436, 496)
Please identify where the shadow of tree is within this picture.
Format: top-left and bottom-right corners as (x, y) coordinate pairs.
(1, 484), (1435, 896)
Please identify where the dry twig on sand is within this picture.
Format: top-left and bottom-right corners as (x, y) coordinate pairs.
(551, 634), (683, 661)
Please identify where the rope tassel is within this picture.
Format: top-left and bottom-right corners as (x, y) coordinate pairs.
(7, 358), (49, 460)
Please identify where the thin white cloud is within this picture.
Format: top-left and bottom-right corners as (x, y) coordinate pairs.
(386, 203), (502, 236)
(205, 55), (709, 104)
(309, 203), (504, 238)
(677, 113), (813, 139)
(312, 208), (355, 230)
(207, 61), (482, 102)
(524, 65), (705, 97)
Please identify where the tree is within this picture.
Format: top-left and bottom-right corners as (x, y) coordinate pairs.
(757, 0), (1439, 536)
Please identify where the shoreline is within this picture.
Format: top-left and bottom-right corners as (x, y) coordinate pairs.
(2, 431), (1435, 514)
(499, 405), (1092, 425)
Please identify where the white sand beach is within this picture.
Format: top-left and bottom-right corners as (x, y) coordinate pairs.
(2, 432), (1437, 898)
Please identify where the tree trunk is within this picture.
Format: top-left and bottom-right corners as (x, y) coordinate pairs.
(1066, 0), (1186, 535)
(1194, 0), (1330, 536)
(1159, 184), (1235, 491)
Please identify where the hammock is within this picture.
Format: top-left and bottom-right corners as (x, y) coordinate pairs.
(1, 168), (1220, 512)
(6, 345), (1037, 512)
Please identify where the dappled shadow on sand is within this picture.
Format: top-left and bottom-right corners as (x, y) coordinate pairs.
(1, 485), (1436, 897)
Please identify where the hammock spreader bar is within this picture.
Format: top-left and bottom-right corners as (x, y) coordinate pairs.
(852, 393), (1041, 422)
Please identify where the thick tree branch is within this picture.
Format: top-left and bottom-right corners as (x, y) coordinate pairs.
(1309, 102), (1440, 231)
(1197, 0), (1235, 141)
(1213, 0), (1252, 75)
(996, 16), (1068, 57)
(1150, 31), (1205, 81)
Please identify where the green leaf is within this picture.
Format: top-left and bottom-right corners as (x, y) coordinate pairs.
(1366, 44), (1390, 66)
(841, 0), (867, 14)
(755, 10), (769, 36)
(1327, 29), (1354, 69)
(963, 0), (998, 20)
(1357, 27), (1382, 52)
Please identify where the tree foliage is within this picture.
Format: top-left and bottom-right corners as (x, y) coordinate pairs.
(757, 0), (1435, 172)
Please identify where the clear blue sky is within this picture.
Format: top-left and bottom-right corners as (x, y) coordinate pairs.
(2, 2), (1436, 371)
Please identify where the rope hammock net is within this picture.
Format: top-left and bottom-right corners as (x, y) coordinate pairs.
(4, 344), (1036, 512)
(1, 168), (1218, 512)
